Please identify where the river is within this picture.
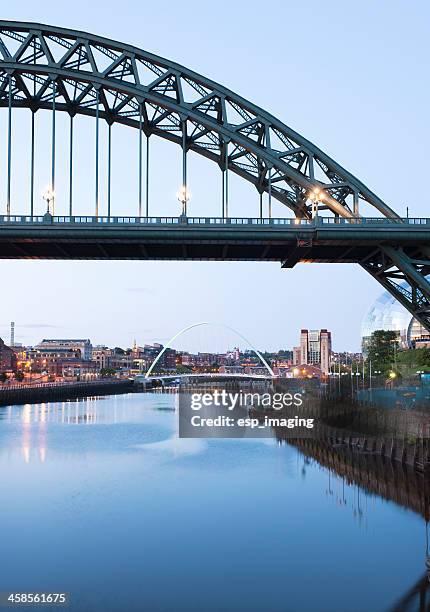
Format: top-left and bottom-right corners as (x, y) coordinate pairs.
(0, 393), (428, 612)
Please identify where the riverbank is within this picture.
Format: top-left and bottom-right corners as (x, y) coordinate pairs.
(249, 388), (430, 474)
(0, 379), (134, 407)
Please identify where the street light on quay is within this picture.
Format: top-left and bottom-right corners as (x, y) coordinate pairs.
(177, 185), (191, 217)
(350, 369), (361, 393)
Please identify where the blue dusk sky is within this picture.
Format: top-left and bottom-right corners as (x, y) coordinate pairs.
(0, 0), (429, 353)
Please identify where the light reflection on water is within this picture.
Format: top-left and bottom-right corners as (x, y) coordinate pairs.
(0, 392), (428, 612)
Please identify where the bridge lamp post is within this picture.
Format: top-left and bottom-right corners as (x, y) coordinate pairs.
(177, 186), (191, 218)
(42, 187), (55, 215)
(309, 188), (322, 219)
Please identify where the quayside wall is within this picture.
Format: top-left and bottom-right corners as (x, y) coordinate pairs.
(0, 379), (134, 407)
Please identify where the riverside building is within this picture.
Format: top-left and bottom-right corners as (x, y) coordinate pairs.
(293, 329), (332, 375)
(36, 339), (93, 361)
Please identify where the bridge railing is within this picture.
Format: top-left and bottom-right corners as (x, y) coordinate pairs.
(0, 215), (429, 226)
(0, 215), (312, 225)
(319, 217), (430, 225)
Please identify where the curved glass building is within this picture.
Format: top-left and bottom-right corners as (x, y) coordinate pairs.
(361, 287), (411, 355)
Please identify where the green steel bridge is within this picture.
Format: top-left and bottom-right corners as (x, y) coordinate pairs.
(1, 214), (428, 266)
(1, 214), (429, 332)
(0, 22), (430, 330)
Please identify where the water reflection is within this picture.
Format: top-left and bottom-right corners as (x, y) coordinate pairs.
(0, 394), (177, 465)
(17, 403), (45, 463)
(17, 398), (100, 426)
(0, 393), (430, 611)
(12, 400), (99, 463)
(389, 572), (430, 611)
(289, 437), (430, 610)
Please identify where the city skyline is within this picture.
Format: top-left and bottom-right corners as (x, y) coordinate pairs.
(1, 0), (429, 352)
(3, 327), (359, 381)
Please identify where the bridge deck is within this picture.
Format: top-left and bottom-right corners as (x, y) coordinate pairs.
(0, 215), (429, 263)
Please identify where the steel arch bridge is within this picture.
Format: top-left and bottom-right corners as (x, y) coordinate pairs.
(1, 21), (430, 331)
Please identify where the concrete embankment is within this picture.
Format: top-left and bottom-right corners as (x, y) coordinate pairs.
(0, 379), (134, 407)
(268, 399), (430, 474)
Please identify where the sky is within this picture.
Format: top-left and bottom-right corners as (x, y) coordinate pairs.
(0, 0), (429, 353)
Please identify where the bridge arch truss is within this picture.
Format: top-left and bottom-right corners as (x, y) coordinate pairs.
(0, 21), (398, 221)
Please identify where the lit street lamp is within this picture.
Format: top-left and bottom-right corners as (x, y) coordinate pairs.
(42, 186), (55, 214)
(177, 185), (191, 217)
(309, 187), (323, 219)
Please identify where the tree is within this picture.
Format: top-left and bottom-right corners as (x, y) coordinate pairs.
(15, 371), (24, 382)
(367, 330), (398, 375)
(416, 348), (430, 367)
(394, 347), (430, 375)
(100, 367), (117, 378)
(175, 365), (192, 374)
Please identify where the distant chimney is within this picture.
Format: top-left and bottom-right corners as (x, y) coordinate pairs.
(10, 321), (15, 347)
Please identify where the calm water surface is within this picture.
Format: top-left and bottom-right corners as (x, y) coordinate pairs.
(0, 393), (427, 612)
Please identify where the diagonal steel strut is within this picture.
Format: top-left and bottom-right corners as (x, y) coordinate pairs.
(361, 245), (430, 332)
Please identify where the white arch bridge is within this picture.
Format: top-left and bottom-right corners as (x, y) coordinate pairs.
(134, 373), (274, 391)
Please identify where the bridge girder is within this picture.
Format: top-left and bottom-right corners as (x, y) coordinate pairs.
(0, 20), (399, 221)
(361, 245), (430, 333)
(1, 214), (430, 333)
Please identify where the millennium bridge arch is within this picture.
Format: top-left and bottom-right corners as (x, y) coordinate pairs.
(145, 322), (275, 378)
(1, 21), (430, 333)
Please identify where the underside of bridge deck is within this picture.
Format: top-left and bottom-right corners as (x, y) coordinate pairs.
(1, 222), (430, 332)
